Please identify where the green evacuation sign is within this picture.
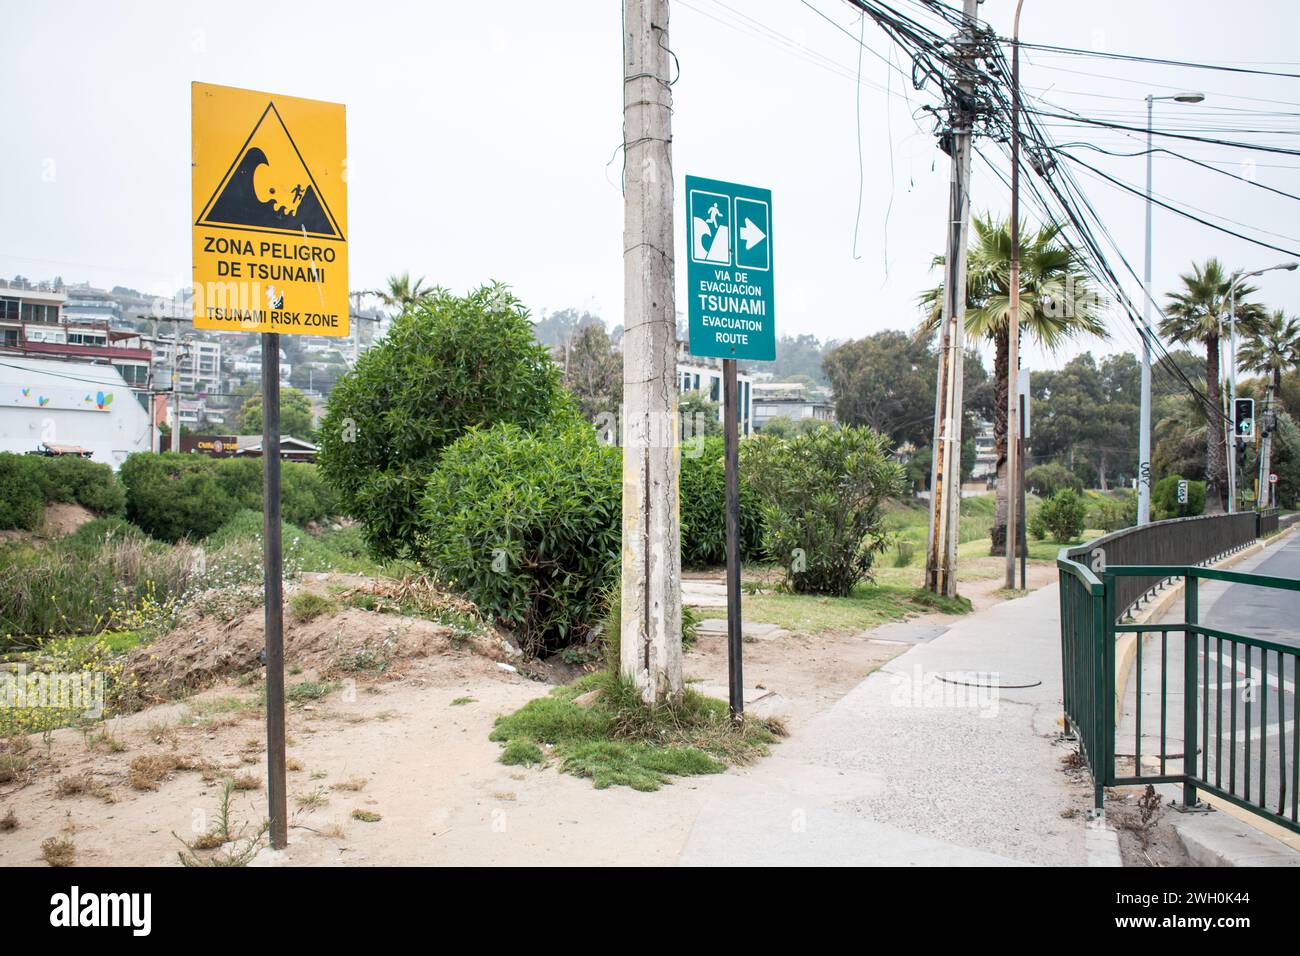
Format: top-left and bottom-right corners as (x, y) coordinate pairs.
(685, 175), (774, 361)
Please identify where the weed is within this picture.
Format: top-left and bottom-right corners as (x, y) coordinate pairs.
(175, 779), (268, 867)
(333, 637), (394, 675)
(450, 696), (476, 706)
(88, 729), (127, 753)
(350, 809), (381, 823)
(0, 752), (34, 784)
(285, 758), (304, 772)
(330, 776), (367, 792)
(282, 681), (335, 704)
(499, 739), (544, 766)
(230, 772), (261, 791)
(56, 773), (100, 798)
(295, 787), (329, 810)
(126, 752), (207, 790)
(41, 836), (75, 867)
(289, 591), (336, 624)
(0, 808), (16, 831)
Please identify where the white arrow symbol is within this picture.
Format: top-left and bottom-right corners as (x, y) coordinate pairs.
(739, 217), (766, 250)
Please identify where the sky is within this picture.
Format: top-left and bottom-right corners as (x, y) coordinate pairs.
(3, 0), (1299, 375)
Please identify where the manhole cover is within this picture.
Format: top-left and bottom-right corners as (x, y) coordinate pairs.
(935, 671), (1041, 689)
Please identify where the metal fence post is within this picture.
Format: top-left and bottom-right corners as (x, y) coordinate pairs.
(1102, 572), (1116, 790)
(1182, 573), (1199, 808)
(1092, 578), (1108, 811)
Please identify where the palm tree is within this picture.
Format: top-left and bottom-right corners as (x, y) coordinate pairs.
(1160, 259), (1266, 513)
(381, 272), (433, 315)
(1238, 309), (1300, 505)
(920, 213), (1107, 555)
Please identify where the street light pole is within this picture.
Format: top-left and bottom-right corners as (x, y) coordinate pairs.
(1140, 91), (1204, 525)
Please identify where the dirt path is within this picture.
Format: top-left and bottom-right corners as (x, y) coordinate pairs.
(0, 571), (1058, 867)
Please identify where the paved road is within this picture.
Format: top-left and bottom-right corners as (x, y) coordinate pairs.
(1203, 530), (1300, 648)
(1120, 531), (1299, 821)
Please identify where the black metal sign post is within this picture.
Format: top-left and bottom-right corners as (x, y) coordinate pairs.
(722, 358), (744, 720)
(260, 331), (288, 849)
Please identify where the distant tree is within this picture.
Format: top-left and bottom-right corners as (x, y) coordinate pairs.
(532, 307), (603, 356)
(1030, 352), (1138, 490)
(746, 333), (834, 385)
(679, 390), (723, 438)
(824, 331), (933, 446)
(825, 333), (989, 455)
(237, 386), (314, 439)
(563, 324), (622, 422)
(381, 272), (434, 315)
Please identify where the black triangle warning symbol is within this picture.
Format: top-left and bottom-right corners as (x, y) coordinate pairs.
(196, 102), (344, 240)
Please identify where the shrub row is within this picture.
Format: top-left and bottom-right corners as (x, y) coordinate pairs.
(680, 436), (765, 568)
(421, 422), (903, 651)
(119, 453), (338, 542)
(419, 422), (621, 657)
(0, 453), (126, 531)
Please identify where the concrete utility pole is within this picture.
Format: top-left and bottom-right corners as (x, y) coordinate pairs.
(925, 0), (980, 598)
(1004, 0), (1024, 590)
(620, 0), (683, 703)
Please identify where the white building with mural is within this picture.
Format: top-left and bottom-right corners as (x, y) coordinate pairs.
(0, 356), (152, 468)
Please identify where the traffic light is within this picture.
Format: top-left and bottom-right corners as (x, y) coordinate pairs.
(1234, 397), (1255, 439)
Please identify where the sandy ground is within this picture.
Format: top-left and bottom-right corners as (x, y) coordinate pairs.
(0, 567), (1059, 867)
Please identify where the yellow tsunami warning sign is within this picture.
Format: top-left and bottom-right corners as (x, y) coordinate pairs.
(191, 82), (348, 336)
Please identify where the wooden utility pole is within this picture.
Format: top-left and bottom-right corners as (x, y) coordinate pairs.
(621, 0), (683, 704)
(1005, 0), (1025, 590)
(925, 0), (980, 598)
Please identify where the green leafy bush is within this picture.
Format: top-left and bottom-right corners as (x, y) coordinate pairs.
(120, 453), (239, 542)
(1089, 492), (1137, 533)
(679, 436), (764, 568)
(0, 455), (46, 530)
(0, 453), (126, 530)
(743, 427), (904, 596)
(1152, 475), (1205, 519)
(1025, 462), (1082, 497)
(120, 453), (338, 542)
(1038, 489), (1088, 543)
(34, 456), (125, 515)
(419, 421), (620, 655)
(318, 283), (575, 559)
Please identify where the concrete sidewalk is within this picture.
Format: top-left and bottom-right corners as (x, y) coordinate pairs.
(678, 584), (1109, 866)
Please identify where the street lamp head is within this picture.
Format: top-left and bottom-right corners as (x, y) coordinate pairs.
(1174, 92), (1205, 104)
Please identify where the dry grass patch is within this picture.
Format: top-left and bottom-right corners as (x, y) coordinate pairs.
(56, 772), (112, 801)
(230, 772), (261, 791)
(0, 808), (17, 831)
(350, 809), (381, 822)
(330, 776), (367, 792)
(127, 752), (209, 791)
(41, 836), (75, 867)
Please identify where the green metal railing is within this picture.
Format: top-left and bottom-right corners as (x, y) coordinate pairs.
(1059, 556), (1300, 834)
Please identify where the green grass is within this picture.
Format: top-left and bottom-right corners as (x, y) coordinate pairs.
(703, 581), (970, 636)
(257, 680), (335, 706)
(288, 591), (336, 623)
(489, 672), (784, 791)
